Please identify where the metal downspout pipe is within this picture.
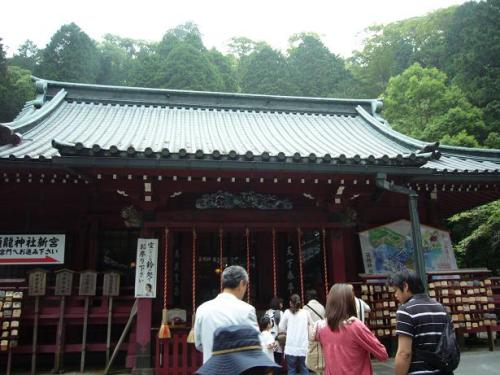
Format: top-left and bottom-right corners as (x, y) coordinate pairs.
(375, 173), (428, 291)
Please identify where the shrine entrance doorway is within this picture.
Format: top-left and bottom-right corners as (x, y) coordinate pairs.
(166, 226), (330, 314)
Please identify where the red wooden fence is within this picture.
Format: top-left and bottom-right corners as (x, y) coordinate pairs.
(0, 284), (136, 371)
(155, 330), (202, 375)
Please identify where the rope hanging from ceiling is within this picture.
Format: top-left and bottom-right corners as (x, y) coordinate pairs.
(322, 228), (329, 300)
(297, 226), (305, 305)
(245, 228), (251, 303)
(219, 228), (224, 292)
(272, 227), (277, 297)
(187, 228), (197, 343)
(158, 227), (171, 339)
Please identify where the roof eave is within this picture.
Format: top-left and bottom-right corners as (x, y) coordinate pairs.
(438, 144), (500, 163)
(1, 157), (499, 182)
(49, 155), (438, 176)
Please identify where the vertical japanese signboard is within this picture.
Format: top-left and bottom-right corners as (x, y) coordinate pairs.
(54, 269), (74, 296)
(28, 269), (48, 296)
(134, 239), (158, 298)
(103, 272), (120, 297)
(79, 271), (97, 296)
(0, 234), (65, 265)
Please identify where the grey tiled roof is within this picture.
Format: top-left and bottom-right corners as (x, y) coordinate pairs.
(0, 78), (499, 175)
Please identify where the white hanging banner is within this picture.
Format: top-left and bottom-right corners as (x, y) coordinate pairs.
(134, 238), (158, 298)
(0, 234), (65, 265)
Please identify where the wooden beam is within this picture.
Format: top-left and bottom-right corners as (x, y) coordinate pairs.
(144, 221), (343, 230)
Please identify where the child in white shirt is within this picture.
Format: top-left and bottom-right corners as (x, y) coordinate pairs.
(259, 315), (275, 361)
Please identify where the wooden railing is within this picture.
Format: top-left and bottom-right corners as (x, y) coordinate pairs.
(155, 329), (202, 375)
(0, 284), (137, 371)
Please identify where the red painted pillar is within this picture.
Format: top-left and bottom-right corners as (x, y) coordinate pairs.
(330, 229), (346, 283)
(132, 298), (153, 375)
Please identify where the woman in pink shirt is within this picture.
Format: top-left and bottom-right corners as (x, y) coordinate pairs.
(315, 284), (388, 375)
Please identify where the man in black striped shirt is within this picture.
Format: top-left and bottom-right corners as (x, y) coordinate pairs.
(389, 270), (450, 375)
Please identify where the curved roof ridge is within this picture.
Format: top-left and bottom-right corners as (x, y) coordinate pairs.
(355, 105), (436, 152)
(33, 76), (376, 104)
(33, 76), (380, 116)
(13, 100), (37, 121)
(0, 89), (67, 146)
(2, 89), (67, 132)
(356, 105), (500, 163)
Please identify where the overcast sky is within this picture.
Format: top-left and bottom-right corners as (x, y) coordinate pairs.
(1, 0), (468, 57)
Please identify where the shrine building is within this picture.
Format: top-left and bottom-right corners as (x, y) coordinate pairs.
(0, 78), (499, 374)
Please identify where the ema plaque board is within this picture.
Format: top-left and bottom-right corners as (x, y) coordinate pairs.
(103, 272), (120, 297)
(54, 270), (74, 296)
(79, 271), (97, 296)
(28, 269), (47, 296)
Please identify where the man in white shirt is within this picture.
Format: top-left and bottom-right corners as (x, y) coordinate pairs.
(194, 265), (259, 363)
(303, 289), (325, 322)
(349, 284), (371, 323)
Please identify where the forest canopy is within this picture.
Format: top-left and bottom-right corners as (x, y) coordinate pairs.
(0, 0), (498, 272)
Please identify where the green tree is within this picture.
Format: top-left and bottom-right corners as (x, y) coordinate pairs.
(159, 44), (223, 91)
(445, 0), (500, 108)
(443, 0), (500, 151)
(350, 7), (457, 97)
(9, 40), (40, 72)
(127, 23), (228, 91)
(228, 37), (259, 59)
(484, 130), (500, 149)
(158, 22), (205, 58)
(483, 100), (500, 149)
(448, 200), (500, 275)
(0, 63), (35, 122)
(4, 66), (35, 118)
(383, 63), (486, 147)
(36, 23), (100, 83)
(0, 38), (11, 121)
(97, 34), (149, 85)
(127, 44), (164, 87)
(440, 131), (480, 148)
(0, 38), (7, 79)
(287, 33), (357, 97)
(239, 44), (297, 95)
(206, 48), (239, 92)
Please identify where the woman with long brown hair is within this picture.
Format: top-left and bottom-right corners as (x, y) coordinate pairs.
(314, 284), (388, 375)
